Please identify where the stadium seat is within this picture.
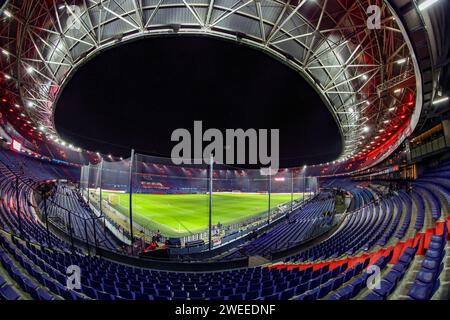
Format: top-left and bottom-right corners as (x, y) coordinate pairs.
(0, 285), (20, 300)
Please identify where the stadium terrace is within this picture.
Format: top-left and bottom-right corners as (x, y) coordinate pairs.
(0, 0), (449, 313)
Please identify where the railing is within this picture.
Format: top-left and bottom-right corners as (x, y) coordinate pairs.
(410, 135), (447, 161)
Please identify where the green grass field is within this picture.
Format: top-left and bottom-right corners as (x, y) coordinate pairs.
(100, 192), (303, 237)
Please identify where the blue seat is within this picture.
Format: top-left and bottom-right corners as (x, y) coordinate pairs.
(36, 288), (53, 300)
(327, 293), (341, 300)
(421, 259), (441, 272)
(383, 270), (403, 285)
(408, 282), (434, 300)
(430, 235), (445, 245)
(275, 283), (287, 292)
(331, 275), (344, 291)
(416, 270), (436, 285)
(331, 267), (340, 278)
(308, 278), (321, 290)
(399, 254), (413, 265)
(303, 287), (319, 300)
(343, 269), (355, 282)
(364, 292), (383, 300)
(89, 279), (103, 291)
(155, 283), (168, 290)
(317, 282), (332, 299)
(129, 284), (142, 293)
(280, 288), (294, 300)
(96, 291), (114, 300)
(82, 286), (97, 299)
(354, 263), (364, 274)
(197, 284), (209, 291)
(321, 272), (332, 283)
(42, 278), (58, 294)
(244, 291), (259, 300)
(228, 294), (243, 300)
(393, 260), (408, 274)
(425, 249), (443, 260)
(427, 242), (443, 251)
(235, 286), (247, 294)
(103, 278), (114, 286)
(343, 276), (366, 299)
(205, 290), (219, 298)
(102, 284), (117, 296)
(118, 288), (134, 300)
(61, 288), (79, 300)
(260, 287), (274, 297)
(288, 279), (299, 288)
(142, 287), (156, 295)
(339, 263), (349, 273)
(249, 282), (261, 291)
(134, 292), (150, 300)
(311, 269), (321, 279)
(294, 282), (308, 295)
(370, 280), (396, 298)
(158, 289), (172, 298)
(173, 290), (188, 299)
(189, 291), (204, 299)
(0, 285), (20, 300)
(264, 293), (279, 300)
(408, 269), (439, 300)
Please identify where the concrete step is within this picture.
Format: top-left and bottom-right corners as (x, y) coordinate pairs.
(248, 255), (270, 267)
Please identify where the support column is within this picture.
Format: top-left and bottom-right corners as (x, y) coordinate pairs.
(87, 163), (91, 205)
(67, 209), (74, 252)
(42, 191), (51, 248)
(128, 149), (135, 252)
(99, 159), (103, 221)
(15, 176), (24, 239)
(303, 172), (306, 204)
(93, 217), (97, 248)
(84, 220), (90, 256)
(268, 175), (272, 224)
(290, 171), (294, 212)
(208, 155), (213, 251)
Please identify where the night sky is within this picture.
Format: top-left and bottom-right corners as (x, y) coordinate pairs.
(55, 36), (342, 167)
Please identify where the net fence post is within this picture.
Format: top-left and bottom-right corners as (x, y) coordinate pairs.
(129, 149), (135, 253)
(93, 216), (98, 248)
(15, 176), (24, 239)
(99, 159), (103, 224)
(84, 219), (90, 256)
(208, 154), (213, 251)
(42, 191), (51, 249)
(303, 171), (306, 204)
(87, 163), (91, 205)
(268, 173), (271, 225)
(291, 170), (294, 212)
(67, 209), (75, 253)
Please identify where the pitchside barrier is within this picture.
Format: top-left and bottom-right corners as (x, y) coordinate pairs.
(79, 153), (319, 254)
(169, 198), (315, 256)
(93, 192), (310, 250)
(85, 194), (132, 246)
(84, 188), (316, 254)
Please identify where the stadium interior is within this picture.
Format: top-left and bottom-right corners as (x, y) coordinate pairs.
(0, 0), (450, 306)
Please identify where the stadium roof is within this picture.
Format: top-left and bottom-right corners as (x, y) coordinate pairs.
(54, 35), (343, 166)
(0, 0), (444, 172)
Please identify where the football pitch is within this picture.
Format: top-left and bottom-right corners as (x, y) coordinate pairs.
(101, 192), (304, 237)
